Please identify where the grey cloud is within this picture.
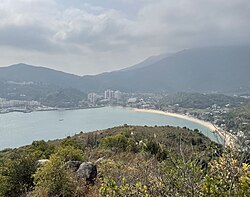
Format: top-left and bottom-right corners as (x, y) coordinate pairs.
(0, 25), (53, 51)
(0, 0), (249, 74)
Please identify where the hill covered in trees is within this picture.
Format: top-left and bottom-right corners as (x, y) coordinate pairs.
(223, 103), (250, 148)
(0, 125), (249, 197)
(159, 92), (247, 109)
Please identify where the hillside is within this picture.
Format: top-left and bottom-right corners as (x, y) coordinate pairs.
(159, 92), (247, 109)
(0, 46), (250, 93)
(0, 80), (87, 107)
(224, 103), (250, 139)
(0, 63), (84, 91)
(121, 53), (171, 72)
(0, 125), (249, 197)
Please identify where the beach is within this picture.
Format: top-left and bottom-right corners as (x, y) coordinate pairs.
(132, 108), (236, 148)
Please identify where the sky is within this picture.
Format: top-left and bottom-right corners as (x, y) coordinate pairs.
(0, 0), (250, 75)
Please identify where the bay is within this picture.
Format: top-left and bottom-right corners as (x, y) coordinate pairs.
(0, 107), (222, 150)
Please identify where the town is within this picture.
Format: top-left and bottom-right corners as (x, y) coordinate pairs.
(1, 89), (249, 139)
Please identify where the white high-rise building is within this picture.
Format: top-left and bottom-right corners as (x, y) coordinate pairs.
(104, 89), (114, 99)
(88, 93), (97, 103)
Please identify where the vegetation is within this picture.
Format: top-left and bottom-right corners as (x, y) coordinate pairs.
(0, 126), (249, 196)
(224, 103), (250, 134)
(42, 88), (87, 108)
(159, 92), (247, 109)
(0, 80), (87, 108)
(222, 103), (250, 152)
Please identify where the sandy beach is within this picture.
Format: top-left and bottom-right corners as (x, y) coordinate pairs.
(132, 108), (236, 148)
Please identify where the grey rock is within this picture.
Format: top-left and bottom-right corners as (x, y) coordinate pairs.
(77, 162), (97, 185)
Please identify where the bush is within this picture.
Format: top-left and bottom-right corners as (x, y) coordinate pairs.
(32, 154), (78, 197)
(101, 134), (129, 151)
(202, 153), (250, 196)
(54, 145), (85, 162)
(31, 140), (55, 158)
(0, 152), (37, 197)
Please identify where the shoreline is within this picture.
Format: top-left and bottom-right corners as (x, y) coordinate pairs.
(0, 105), (236, 149)
(132, 108), (236, 148)
(0, 105), (105, 115)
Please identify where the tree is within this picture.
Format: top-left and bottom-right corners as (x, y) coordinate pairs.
(32, 154), (77, 197)
(0, 152), (37, 197)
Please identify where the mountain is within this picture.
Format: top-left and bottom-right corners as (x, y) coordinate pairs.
(0, 64), (87, 106)
(0, 63), (84, 91)
(121, 53), (171, 71)
(0, 46), (250, 93)
(80, 45), (250, 93)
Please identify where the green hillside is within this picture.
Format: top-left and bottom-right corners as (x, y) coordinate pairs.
(159, 92), (247, 109)
(0, 126), (249, 197)
(224, 103), (250, 139)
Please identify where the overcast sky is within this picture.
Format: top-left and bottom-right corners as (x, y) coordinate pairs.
(0, 0), (249, 75)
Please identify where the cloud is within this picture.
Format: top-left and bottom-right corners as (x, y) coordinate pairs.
(0, 0), (249, 74)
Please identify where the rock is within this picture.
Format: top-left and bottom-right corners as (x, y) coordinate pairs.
(77, 162), (97, 185)
(65, 160), (82, 172)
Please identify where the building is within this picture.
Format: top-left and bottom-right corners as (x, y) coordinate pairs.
(127, 98), (137, 103)
(88, 93), (98, 104)
(114, 90), (122, 100)
(104, 89), (114, 100)
(0, 99), (40, 108)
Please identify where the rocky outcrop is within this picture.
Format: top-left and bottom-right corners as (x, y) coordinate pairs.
(77, 162), (97, 185)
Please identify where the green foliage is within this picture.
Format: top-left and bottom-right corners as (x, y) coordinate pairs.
(160, 92), (246, 109)
(223, 103), (250, 151)
(143, 140), (168, 161)
(28, 146), (85, 196)
(0, 152), (37, 197)
(43, 88), (86, 108)
(99, 178), (149, 197)
(30, 140), (55, 158)
(61, 137), (83, 150)
(32, 154), (77, 197)
(0, 126), (249, 196)
(224, 103), (250, 134)
(101, 134), (130, 151)
(202, 153), (250, 196)
(160, 157), (205, 196)
(54, 145), (85, 162)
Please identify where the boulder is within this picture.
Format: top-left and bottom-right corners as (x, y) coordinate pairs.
(77, 162), (97, 185)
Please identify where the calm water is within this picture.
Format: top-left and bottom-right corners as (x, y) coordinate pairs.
(0, 107), (222, 150)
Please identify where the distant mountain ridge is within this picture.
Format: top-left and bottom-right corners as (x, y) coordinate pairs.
(121, 53), (171, 72)
(80, 45), (250, 93)
(0, 63), (84, 90)
(0, 46), (250, 93)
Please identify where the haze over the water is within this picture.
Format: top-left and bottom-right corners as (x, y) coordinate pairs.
(0, 0), (250, 75)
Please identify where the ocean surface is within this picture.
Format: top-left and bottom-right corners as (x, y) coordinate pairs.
(0, 107), (222, 150)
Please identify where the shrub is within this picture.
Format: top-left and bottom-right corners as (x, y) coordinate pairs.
(32, 154), (77, 197)
(0, 152), (37, 197)
(101, 134), (129, 151)
(54, 145), (85, 162)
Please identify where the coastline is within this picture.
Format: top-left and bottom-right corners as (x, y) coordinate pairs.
(0, 105), (105, 115)
(132, 108), (236, 148)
